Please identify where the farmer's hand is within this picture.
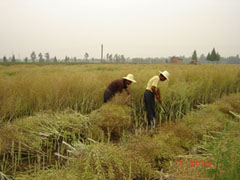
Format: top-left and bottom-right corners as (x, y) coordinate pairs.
(128, 95), (133, 101)
(130, 96), (134, 101)
(158, 99), (162, 105)
(156, 96), (162, 104)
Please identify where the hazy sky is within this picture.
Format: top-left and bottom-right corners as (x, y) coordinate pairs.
(0, 0), (239, 59)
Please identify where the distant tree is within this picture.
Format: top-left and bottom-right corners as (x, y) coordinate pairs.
(109, 54), (113, 62)
(53, 56), (58, 63)
(3, 56), (7, 62)
(38, 53), (44, 62)
(114, 54), (117, 62)
(106, 53), (109, 61)
(216, 52), (220, 62)
(114, 54), (120, 62)
(211, 48), (217, 60)
(199, 54), (205, 61)
(207, 53), (211, 61)
(224, 55), (240, 64)
(84, 52), (89, 60)
(24, 57), (28, 63)
(64, 56), (70, 63)
(11, 55), (16, 62)
(237, 54), (240, 63)
(45, 52), (50, 62)
(73, 57), (77, 62)
(31, 51), (36, 62)
(120, 55), (125, 63)
(206, 48), (220, 63)
(192, 50), (198, 61)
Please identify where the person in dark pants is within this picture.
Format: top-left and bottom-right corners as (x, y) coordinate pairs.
(104, 74), (136, 103)
(144, 70), (170, 127)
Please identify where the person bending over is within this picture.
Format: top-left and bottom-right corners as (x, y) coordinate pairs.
(104, 74), (136, 103)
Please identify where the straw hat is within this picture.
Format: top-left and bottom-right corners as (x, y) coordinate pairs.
(123, 74), (136, 83)
(159, 70), (170, 80)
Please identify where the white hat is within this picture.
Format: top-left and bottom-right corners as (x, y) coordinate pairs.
(123, 74), (136, 83)
(159, 70), (170, 80)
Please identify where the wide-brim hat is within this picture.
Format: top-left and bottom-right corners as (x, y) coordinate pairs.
(159, 70), (170, 80)
(123, 74), (136, 83)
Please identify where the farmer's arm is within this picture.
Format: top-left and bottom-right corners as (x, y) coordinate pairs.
(151, 86), (157, 95)
(156, 88), (162, 104)
(151, 78), (158, 96)
(151, 86), (162, 104)
(125, 88), (134, 101)
(125, 88), (130, 95)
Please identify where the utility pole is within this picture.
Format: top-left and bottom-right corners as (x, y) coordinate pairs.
(101, 44), (103, 63)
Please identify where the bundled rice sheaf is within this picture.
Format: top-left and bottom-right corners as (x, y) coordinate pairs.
(0, 94), (132, 155)
(16, 143), (158, 180)
(215, 93), (240, 115)
(0, 110), (94, 174)
(182, 94), (240, 141)
(124, 131), (187, 171)
(89, 94), (132, 141)
(0, 94), (133, 175)
(0, 110), (90, 154)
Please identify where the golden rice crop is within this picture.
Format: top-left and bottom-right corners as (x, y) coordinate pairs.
(0, 64), (239, 125)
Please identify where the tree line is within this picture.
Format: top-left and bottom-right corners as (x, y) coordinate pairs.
(0, 51), (128, 63)
(1, 49), (239, 64)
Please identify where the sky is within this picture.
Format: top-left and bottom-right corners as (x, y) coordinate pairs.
(0, 0), (239, 59)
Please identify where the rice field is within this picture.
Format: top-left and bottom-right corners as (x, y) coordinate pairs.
(0, 63), (240, 180)
(0, 63), (239, 123)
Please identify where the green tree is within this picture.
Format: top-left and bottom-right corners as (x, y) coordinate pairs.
(207, 48), (220, 63)
(114, 54), (120, 63)
(11, 55), (16, 62)
(38, 53), (44, 62)
(211, 48), (217, 60)
(106, 53), (109, 61)
(45, 52), (50, 62)
(31, 51), (36, 62)
(192, 50), (198, 61)
(216, 52), (220, 62)
(24, 57), (28, 63)
(120, 55), (125, 63)
(3, 56), (7, 62)
(109, 54), (113, 62)
(53, 56), (58, 63)
(199, 54), (206, 61)
(64, 56), (69, 63)
(73, 57), (77, 62)
(207, 53), (211, 61)
(84, 52), (89, 60)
